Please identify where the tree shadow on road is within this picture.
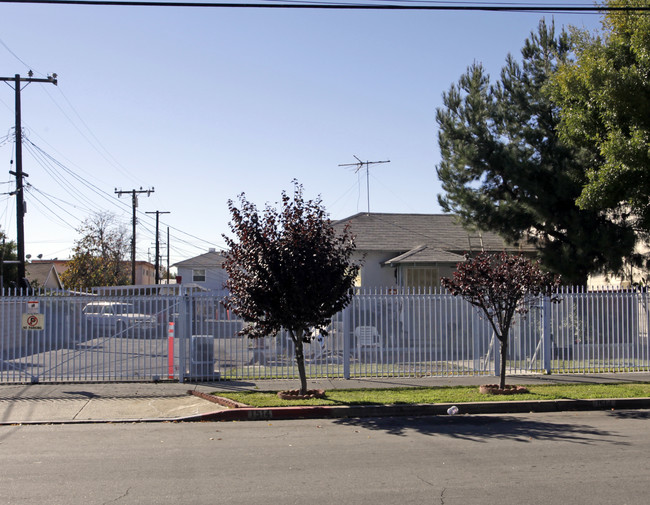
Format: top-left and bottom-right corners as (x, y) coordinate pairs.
(607, 410), (650, 420)
(333, 414), (628, 445)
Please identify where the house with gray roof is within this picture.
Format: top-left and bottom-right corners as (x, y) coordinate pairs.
(333, 213), (534, 290)
(172, 248), (227, 293)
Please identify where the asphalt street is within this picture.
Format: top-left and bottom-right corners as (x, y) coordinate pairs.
(1, 410), (648, 505)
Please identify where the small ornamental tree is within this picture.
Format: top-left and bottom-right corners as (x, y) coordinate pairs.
(441, 252), (560, 389)
(223, 182), (360, 395)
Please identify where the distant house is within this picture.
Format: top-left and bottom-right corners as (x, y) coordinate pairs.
(25, 262), (64, 290)
(333, 213), (534, 290)
(29, 259), (158, 288)
(30, 259), (70, 279)
(172, 249), (227, 293)
(133, 261), (157, 285)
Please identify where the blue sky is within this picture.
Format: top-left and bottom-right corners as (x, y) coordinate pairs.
(0, 2), (603, 267)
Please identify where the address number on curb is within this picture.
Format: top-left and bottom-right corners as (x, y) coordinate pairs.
(248, 410), (273, 420)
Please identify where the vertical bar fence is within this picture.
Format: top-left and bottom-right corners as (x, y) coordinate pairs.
(1, 286), (649, 383)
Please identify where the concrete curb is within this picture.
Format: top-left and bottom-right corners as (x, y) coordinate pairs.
(179, 397), (650, 422)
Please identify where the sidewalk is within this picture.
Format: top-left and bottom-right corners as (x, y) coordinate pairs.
(1, 373), (649, 425)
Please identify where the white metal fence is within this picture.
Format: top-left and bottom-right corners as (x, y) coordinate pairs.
(1, 286), (649, 383)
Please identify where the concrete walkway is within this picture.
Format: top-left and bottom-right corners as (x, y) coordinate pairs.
(1, 373), (649, 425)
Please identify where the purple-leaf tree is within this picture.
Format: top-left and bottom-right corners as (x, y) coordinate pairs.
(222, 182), (360, 395)
(441, 252), (560, 389)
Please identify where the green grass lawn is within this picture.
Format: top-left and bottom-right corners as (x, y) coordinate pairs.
(214, 382), (650, 407)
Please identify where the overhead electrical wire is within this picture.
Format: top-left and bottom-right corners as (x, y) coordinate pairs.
(24, 185), (80, 230)
(22, 136), (226, 259)
(23, 141), (107, 214)
(42, 85), (146, 187)
(0, 0), (646, 13)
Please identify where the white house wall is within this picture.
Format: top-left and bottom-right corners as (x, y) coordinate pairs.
(357, 251), (399, 288)
(177, 266), (228, 292)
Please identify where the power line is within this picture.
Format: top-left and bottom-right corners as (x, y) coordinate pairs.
(0, 0), (647, 12)
(115, 187), (154, 285)
(18, 138), (224, 260)
(0, 72), (58, 287)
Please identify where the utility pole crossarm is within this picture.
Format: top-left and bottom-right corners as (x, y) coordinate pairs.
(115, 187), (154, 285)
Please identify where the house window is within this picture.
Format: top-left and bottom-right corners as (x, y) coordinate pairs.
(192, 269), (206, 282)
(403, 267), (439, 290)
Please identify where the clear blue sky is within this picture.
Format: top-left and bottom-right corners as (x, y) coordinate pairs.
(0, 1), (603, 267)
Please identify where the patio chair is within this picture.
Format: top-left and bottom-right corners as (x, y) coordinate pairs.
(354, 325), (383, 362)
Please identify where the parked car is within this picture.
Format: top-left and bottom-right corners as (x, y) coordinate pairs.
(82, 301), (158, 338)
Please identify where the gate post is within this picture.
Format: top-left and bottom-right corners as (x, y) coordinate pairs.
(343, 303), (350, 379)
(542, 295), (552, 374)
(177, 291), (192, 383)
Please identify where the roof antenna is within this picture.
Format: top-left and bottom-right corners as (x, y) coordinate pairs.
(339, 155), (390, 214)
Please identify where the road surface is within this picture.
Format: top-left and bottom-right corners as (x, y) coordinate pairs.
(2, 410), (647, 504)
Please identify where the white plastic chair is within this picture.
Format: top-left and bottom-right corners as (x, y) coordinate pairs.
(354, 326), (383, 362)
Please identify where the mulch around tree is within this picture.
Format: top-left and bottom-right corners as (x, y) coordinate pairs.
(479, 384), (530, 395)
(277, 389), (326, 400)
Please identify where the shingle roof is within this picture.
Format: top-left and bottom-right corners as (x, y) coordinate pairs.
(385, 245), (466, 265)
(172, 251), (227, 269)
(333, 213), (533, 254)
(25, 263), (63, 288)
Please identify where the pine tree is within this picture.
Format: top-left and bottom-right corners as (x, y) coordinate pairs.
(436, 19), (637, 285)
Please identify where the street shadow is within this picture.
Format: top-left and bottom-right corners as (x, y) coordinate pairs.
(63, 391), (98, 399)
(607, 410), (650, 420)
(188, 380), (258, 392)
(333, 414), (628, 445)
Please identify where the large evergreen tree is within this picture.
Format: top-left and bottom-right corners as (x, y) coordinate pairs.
(436, 19), (637, 285)
(552, 1), (650, 235)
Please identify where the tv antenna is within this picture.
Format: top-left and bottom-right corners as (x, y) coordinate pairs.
(339, 155), (390, 214)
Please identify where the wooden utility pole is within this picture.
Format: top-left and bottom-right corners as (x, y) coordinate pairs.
(339, 155), (390, 214)
(115, 187), (154, 285)
(166, 227), (171, 285)
(0, 72), (58, 287)
(146, 210), (170, 284)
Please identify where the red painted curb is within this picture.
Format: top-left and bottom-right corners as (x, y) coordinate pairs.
(181, 397), (650, 422)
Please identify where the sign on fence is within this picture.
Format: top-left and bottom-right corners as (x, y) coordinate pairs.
(22, 313), (44, 330)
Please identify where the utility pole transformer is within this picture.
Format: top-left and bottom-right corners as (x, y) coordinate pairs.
(115, 187), (154, 285)
(0, 72), (58, 288)
(146, 210), (170, 284)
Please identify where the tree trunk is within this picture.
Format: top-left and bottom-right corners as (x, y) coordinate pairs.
(499, 337), (508, 390)
(291, 330), (308, 395)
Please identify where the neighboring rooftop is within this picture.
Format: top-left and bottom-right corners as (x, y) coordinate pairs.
(172, 249), (227, 268)
(333, 213), (534, 254)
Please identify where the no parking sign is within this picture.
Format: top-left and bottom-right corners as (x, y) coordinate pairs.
(22, 313), (44, 330)
(23, 301), (45, 330)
